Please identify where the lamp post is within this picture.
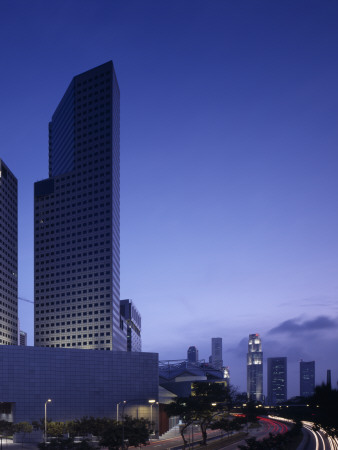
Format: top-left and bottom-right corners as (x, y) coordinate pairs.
(44, 399), (52, 444)
(121, 400), (128, 450)
(148, 400), (155, 426)
(116, 400), (126, 422)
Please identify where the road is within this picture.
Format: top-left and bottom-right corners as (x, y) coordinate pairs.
(301, 421), (338, 450)
(148, 417), (289, 450)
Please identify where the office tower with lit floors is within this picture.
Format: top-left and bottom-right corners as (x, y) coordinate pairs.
(300, 360), (315, 397)
(0, 160), (18, 345)
(34, 62), (126, 350)
(247, 333), (263, 402)
(267, 357), (287, 405)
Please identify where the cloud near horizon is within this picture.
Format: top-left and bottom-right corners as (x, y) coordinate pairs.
(268, 316), (338, 335)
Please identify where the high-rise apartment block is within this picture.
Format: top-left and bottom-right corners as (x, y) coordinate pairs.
(187, 346), (198, 363)
(0, 160), (18, 345)
(247, 333), (263, 402)
(300, 360), (315, 397)
(267, 357), (287, 405)
(120, 299), (141, 352)
(210, 337), (223, 370)
(34, 62), (126, 351)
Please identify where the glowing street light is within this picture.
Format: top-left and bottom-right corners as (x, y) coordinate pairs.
(44, 399), (52, 443)
(116, 400), (126, 422)
(148, 400), (157, 432)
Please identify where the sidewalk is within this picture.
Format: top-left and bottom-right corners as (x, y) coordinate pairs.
(0, 439), (38, 450)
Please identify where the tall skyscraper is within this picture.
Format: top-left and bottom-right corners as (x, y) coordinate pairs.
(34, 62), (126, 351)
(0, 160), (18, 346)
(120, 299), (141, 352)
(187, 346), (199, 363)
(247, 333), (263, 402)
(210, 337), (223, 370)
(267, 357), (287, 405)
(300, 360), (315, 397)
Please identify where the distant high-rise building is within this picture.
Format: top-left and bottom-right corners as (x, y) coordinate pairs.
(0, 160), (18, 345)
(19, 331), (27, 346)
(300, 361), (315, 397)
(187, 346), (199, 363)
(210, 337), (223, 370)
(327, 369), (332, 389)
(247, 333), (263, 402)
(34, 62), (126, 351)
(120, 299), (141, 352)
(267, 357), (287, 405)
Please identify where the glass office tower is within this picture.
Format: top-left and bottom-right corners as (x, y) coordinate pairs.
(300, 360), (315, 397)
(247, 333), (263, 402)
(34, 62), (126, 351)
(267, 357), (287, 405)
(0, 159), (18, 345)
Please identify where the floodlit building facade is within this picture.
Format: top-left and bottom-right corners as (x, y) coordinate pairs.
(0, 160), (18, 346)
(34, 62), (126, 351)
(247, 333), (263, 402)
(267, 357), (287, 405)
(300, 360), (315, 397)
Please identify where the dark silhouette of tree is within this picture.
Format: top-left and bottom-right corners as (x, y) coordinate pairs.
(309, 384), (338, 437)
(165, 381), (231, 446)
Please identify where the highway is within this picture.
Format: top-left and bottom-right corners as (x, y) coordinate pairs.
(301, 421), (338, 450)
(148, 416), (289, 449)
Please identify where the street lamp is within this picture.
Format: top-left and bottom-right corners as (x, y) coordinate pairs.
(116, 400), (126, 422)
(148, 400), (158, 433)
(44, 399), (52, 444)
(121, 400), (128, 450)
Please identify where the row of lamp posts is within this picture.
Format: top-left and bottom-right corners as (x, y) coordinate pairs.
(44, 397), (158, 447)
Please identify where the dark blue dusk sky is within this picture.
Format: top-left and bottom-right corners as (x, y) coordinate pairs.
(1, 0), (338, 397)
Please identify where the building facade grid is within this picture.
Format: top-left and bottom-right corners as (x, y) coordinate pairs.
(34, 62), (125, 351)
(0, 160), (18, 345)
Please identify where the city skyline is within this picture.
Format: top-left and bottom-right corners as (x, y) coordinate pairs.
(1, 1), (338, 397)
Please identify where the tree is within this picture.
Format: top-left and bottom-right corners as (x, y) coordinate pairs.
(309, 384), (338, 437)
(211, 416), (244, 438)
(13, 422), (33, 445)
(99, 416), (151, 449)
(165, 381), (230, 446)
(164, 397), (195, 447)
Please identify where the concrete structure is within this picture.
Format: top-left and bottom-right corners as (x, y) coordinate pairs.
(0, 159), (18, 346)
(187, 346), (198, 363)
(210, 337), (223, 370)
(267, 357), (287, 405)
(0, 346), (158, 426)
(300, 360), (315, 397)
(159, 359), (226, 398)
(247, 333), (263, 402)
(120, 299), (141, 352)
(19, 331), (27, 346)
(34, 62), (126, 351)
